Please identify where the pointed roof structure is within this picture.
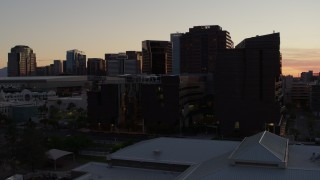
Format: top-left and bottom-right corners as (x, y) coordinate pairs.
(228, 131), (289, 168)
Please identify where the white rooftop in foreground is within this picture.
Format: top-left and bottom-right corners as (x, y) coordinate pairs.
(110, 137), (240, 165)
(73, 131), (320, 180)
(73, 162), (180, 180)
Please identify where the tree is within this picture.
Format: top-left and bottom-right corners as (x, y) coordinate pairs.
(64, 135), (92, 155)
(17, 121), (46, 172)
(67, 102), (76, 111)
(1, 117), (18, 173)
(38, 104), (48, 119)
(56, 100), (62, 111)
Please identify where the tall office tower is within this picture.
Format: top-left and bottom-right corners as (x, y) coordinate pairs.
(8, 45), (37, 77)
(180, 25), (233, 73)
(105, 51), (141, 75)
(63, 60), (67, 74)
(215, 33), (282, 136)
(66, 49), (86, 75)
(87, 58), (106, 76)
(53, 60), (63, 75)
(142, 40), (172, 74)
(170, 33), (183, 74)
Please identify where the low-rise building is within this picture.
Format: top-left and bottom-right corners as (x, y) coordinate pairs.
(73, 131), (320, 180)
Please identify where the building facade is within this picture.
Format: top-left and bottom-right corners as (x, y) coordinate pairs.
(180, 25), (233, 74)
(8, 45), (37, 77)
(170, 33), (183, 75)
(105, 51), (141, 75)
(215, 33), (282, 136)
(87, 75), (180, 133)
(66, 49), (86, 75)
(87, 58), (106, 76)
(142, 41), (172, 74)
(53, 60), (63, 75)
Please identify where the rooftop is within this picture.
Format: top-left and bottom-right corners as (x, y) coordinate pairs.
(73, 162), (179, 180)
(228, 131), (289, 168)
(74, 132), (320, 180)
(110, 137), (240, 165)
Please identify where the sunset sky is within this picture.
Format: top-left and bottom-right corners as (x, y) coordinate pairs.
(1, 0), (319, 76)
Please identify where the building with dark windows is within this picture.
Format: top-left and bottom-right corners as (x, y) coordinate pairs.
(87, 58), (106, 76)
(8, 45), (37, 77)
(170, 33), (183, 75)
(53, 60), (63, 75)
(105, 51), (142, 75)
(310, 83), (320, 116)
(87, 75), (180, 133)
(66, 49), (86, 75)
(180, 25), (233, 74)
(142, 41), (172, 74)
(215, 33), (282, 137)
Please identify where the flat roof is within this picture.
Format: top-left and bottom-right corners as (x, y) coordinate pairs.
(287, 145), (320, 170)
(73, 162), (180, 180)
(0, 76), (88, 82)
(110, 137), (240, 165)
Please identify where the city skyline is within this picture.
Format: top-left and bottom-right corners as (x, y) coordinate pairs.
(1, 0), (320, 76)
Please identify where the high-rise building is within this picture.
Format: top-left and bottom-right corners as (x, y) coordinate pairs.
(105, 51), (142, 75)
(8, 45), (37, 77)
(53, 60), (63, 75)
(180, 25), (233, 73)
(63, 60), (67, 74)
(142, 40), (172, 74)
(87, 58), (106, 76)
(170, 33), (183, 74)
(215, 33), (282, 136)
(66, 49), (86, 75)
(300, 70), (313, 82)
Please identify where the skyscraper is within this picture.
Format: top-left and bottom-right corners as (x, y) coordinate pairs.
(8, 45), (37, 77)
(53, 60), (63, 75)
(142, 40), (172, 74)
(66, 49), (86, 75)
(105, 51), (142, 75)
(170, 33), (183, 74)
(87, 58), (106, 76)
(215, 33), (282, 136)
(180, 25), (233, 73)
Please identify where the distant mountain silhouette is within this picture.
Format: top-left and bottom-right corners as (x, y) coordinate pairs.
(0, 67), (7, 77)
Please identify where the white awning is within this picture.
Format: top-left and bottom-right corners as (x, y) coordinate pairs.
(47, 149), (73, 160)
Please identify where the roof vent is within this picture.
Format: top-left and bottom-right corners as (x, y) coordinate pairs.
(153, 149), (161, 155)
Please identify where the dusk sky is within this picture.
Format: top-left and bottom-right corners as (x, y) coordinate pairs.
(1, 0), (319, 76)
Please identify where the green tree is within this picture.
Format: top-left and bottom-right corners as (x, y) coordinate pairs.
(67, 102), (76, 111)
(1, 117), (18, 173)
(38, 104), (48, 119)
(56, 100), (62, 111)
(64, 135), (92, 155)
(49, 105), (60, 120)
(17, 121), (46, 172)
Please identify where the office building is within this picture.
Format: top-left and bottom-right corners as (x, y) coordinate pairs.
(66, 49), (86, 75)
(180, 25), (233, 74)
(87, 58), (106, 76)
(105, 51), (141, 75)
(215, 33), (282, 136)
(170, 33), (183, 74)
(8, 45), (37, 77)
(53, 60), (63, 75)
(301, 70), (313, 82)
(310, 83), (320, 116)
(87, 75), (180, 133)
(63, 60), (67, 74)
(142, 40), (172, 74)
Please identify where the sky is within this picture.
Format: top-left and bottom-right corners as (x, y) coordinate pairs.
(1, 0), (320, 76)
